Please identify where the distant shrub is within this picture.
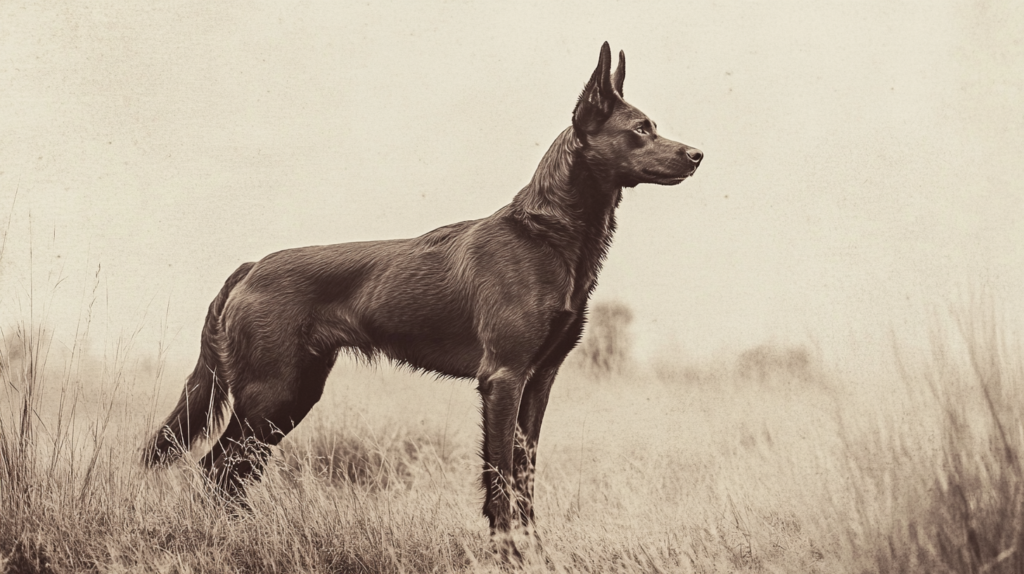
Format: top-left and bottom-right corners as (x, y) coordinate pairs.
(572, 301), (634, 377)
(652, 356), (730, 387)
(651, 344), (821, 388)
(735, 344), (817, 384)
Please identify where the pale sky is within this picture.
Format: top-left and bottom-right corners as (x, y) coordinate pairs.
(1, 1), (1022, 373)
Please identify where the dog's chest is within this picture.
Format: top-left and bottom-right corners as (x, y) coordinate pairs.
(562, 208), (616, 311)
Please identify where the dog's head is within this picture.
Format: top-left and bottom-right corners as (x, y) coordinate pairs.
(572, 42), (702, 189)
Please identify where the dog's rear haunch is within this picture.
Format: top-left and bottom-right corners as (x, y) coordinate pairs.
(144, 42), (702, 562)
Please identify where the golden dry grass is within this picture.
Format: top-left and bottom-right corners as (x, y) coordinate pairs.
(2, 308), (1023, 573)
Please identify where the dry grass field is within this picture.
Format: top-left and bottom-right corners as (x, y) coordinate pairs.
(2, 297), (1023, 574)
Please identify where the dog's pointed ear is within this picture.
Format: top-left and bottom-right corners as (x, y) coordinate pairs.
(573, 42), (618, 135)
(611, 50), (625, 97)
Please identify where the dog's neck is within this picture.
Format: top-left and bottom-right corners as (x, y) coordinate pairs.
(511, 127), (622, 221)
(509, 127), (623, 308)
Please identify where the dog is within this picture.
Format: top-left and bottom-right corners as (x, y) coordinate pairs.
(144, 41), (702, 561)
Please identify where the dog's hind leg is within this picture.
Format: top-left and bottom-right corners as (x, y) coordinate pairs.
(207, 351), (336, 500)
(199, 412), (241, 472)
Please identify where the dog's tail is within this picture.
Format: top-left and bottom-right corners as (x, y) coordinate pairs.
(142, 262), (255, 466)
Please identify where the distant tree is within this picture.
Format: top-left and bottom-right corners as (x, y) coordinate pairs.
(573, 301), (634, 376)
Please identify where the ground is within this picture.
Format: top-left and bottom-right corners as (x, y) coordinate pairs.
(2, 324), (1022, 573)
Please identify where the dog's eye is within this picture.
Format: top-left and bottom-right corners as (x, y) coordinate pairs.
(634, 126), (647, 135)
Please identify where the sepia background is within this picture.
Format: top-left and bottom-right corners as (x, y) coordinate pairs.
(2, 1), (1024, 572)
(3, 1), (1021, 371)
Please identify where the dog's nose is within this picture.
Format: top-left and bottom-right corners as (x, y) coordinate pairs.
(685, 148), (703, 163)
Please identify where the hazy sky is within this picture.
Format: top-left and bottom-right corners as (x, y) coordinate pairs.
(1, 1), (1022, 372)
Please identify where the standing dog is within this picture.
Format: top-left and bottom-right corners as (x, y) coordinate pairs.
(145, 42), (702, 560)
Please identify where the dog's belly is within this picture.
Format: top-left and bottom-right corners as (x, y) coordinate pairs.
(378, 331), (483, 379)
(360, 294), (482, 378)
(312, 265), (482, 379)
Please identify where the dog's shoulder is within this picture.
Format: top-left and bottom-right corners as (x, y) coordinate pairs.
(416, 219), (478, 248)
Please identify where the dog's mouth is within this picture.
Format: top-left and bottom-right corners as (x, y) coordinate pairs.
(644, 167), (697, 185)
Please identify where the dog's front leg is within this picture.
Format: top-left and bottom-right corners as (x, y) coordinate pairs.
(478, 365), (528, 563)
(513, 365), (558, 542)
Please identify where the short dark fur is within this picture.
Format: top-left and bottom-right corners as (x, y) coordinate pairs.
(144, 42), (702, 560)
